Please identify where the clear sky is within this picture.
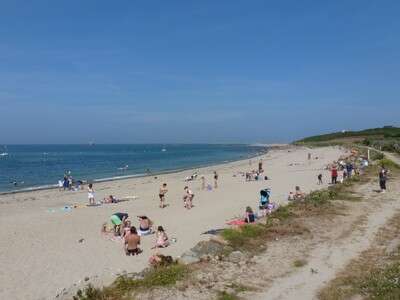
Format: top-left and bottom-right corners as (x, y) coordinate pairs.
(1, 0), (399, 144)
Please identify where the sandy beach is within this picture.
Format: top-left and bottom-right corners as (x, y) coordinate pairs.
(0, 146), (345, 300)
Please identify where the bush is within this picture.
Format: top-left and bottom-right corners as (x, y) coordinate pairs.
(379, 158), (400, 170)
(74, 264), (188, 300)
(221, 224), (265, 248)
(359, 262), (400, 298)
(304, 189), (337, 206)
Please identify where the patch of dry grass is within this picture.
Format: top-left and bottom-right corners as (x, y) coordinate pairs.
(318, 212), (400, 300)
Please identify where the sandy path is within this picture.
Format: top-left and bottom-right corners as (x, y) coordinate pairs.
(254, 152), (400, 300)
(0, 146), (343, 300)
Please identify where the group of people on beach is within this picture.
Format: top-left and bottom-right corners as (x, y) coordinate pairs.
(58, 171), (83, 192)
(245, 159), (268, 181)
(103, 212), (170, 256)
(97, 170), (224, 256)
(159, 171), (218, 209)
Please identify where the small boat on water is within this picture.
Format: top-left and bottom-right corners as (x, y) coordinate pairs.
(0, 146), (8, 157)
(161, 148), (167, 152)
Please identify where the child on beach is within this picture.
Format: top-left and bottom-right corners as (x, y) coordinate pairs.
(244, 206), (255, 223)
(124, 226), (141, 256)
(183, 186), (194, 209)
(201, 175), (206, 190)
(122, 220), (132, 238)
(154, 226), (169, 248)
(331, 166), (338, 184)
(294, 186), (305, 201)
(159, 183), (168, 208)
(317, 174), (323, 185)
(110, 212), (129, 236)
(87, 183), (95, 205)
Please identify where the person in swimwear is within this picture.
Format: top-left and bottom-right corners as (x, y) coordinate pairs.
(183, 186), (194, 209)
(213, 171), (218, 189)
(154, 226), (169, 248)
(159, 183), (168, 208)
(124, 226), (141, 256)
(137, 216), (153, 236)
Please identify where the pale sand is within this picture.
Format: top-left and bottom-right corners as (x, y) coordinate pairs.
(0, 146), (345, 300)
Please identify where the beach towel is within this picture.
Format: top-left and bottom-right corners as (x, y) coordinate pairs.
(226, 219), (246, 226)
(87, 203), (102, 207)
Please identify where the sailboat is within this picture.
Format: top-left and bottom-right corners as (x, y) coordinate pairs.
(0, 146), (8, 157)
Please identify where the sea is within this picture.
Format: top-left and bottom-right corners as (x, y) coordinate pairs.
(0, 144), (266, 194)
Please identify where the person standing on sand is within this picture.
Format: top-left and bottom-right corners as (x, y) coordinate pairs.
(159, 183), (168, 208)
(213, 171), (218, 189)
(331, 166), (338, 184)
(379, 166), (388, 193)
(88, 183), (95, 205)
(258, 159), (263, 173)
(183, 186), (194, 209)
(317, 174), (323, 185)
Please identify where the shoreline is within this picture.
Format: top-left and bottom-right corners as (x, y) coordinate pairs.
(0, 147), (270, 196)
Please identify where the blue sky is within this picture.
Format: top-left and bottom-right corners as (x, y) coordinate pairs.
(1, 0), (399, 144)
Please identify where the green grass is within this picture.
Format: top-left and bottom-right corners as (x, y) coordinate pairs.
(293, 259), (307, 268)
(217, 291), (240, 300)
(379, 158), (400, 170)
(358, 262), (400, 299)
(221, 224), (266, 249)
(320, 251), (400, 300)
(294, 126), (400, 144)
(73, 264), (188, 300)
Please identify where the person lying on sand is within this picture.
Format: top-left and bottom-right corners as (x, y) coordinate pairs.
(183, 186), (194, 209)
(103, 195), (117, 204)
(124, 226), (141, 256)
(153, 226), (169, 248)
(137, 216), (153, 236)
(244, 206), (255, 223)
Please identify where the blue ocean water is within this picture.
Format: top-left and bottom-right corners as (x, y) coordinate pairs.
(0, 144), (265, 193)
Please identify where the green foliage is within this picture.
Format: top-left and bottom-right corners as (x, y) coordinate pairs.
(271, 204), (294, 220)
(359, 262), (400, 299)
(73, 264), (188, 300)
(295, 126), (400, 143)
(371, 150), (384, 161)
(379, 158), (400, 170)
(221, 224), (265, 248)
(304, 189), (337, 206)
(293, 259), (307, 268)
(217, 291), (239, 300)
